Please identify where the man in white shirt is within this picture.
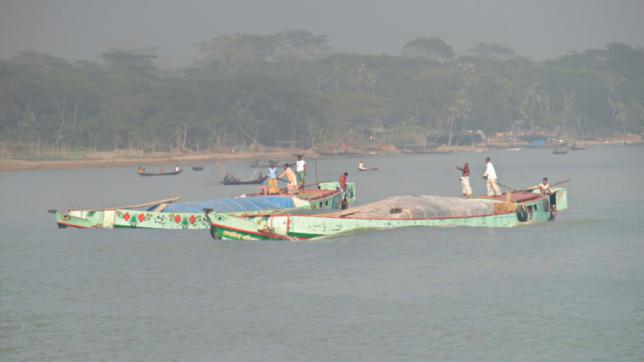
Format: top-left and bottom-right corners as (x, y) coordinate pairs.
(295, 155), (306, 188)
(483, 157), (501, 196)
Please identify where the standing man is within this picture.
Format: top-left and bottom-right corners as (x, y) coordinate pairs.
(295, 155), (306, 189)
(538, 177), (552, 195)
(339, 172), (349, 209)
(267, 163), (279, 194)
(279, 163), (299, 194)
(538, 177), (557, 220)
(483, 157), (501, 196)
(456, 162), (473, 197)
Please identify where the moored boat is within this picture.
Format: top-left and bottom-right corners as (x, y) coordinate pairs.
(207, 188), (568, 241)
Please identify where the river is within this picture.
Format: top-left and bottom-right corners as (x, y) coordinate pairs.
(1, 146), (643, 361)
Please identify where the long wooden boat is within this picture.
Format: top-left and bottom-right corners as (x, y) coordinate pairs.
(207, 188), (568, 241)
(222, 174), (268, 185)
(51, 181), (356, 230)
(137, 169), (183, 176)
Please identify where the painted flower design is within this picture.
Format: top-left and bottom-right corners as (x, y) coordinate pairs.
(123, 212), (131, 221)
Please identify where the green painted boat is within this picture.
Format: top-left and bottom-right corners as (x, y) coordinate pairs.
(50, 197), (182, 229)
(207, 188), (568, 241)
(51, 181), (356, 230)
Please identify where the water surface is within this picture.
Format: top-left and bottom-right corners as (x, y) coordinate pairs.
(1, 146), (643, 361)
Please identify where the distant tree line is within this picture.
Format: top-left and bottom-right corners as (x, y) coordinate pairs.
(1, 31), (643, 154)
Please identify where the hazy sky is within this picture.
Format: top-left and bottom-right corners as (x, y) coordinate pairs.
(1, 0), (643, 66)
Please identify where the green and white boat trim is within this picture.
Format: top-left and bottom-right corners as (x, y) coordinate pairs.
(207, 188), (568, 241)
(51, 181), (355, 230)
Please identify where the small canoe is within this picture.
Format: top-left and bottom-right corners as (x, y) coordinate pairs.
(222, 175), (268, 185)
(358, 167), (379, 172)
(137, 169), (183, 176)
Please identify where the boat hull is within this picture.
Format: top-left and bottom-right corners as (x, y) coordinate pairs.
(52, 182), (356, 230)
(209, 188), (568, 240)
(137, 170), (183, 176)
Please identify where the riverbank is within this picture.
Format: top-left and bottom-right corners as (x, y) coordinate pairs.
(0, 149), (317, 172)
(1, 139), (640, 172)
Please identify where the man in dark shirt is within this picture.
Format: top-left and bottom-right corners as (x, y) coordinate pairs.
(456, 162), (472, 197)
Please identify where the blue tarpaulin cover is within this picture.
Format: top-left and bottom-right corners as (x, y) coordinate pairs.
(158, 196), (296, 213)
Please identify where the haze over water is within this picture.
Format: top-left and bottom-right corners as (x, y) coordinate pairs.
(1, 146), (643, 361)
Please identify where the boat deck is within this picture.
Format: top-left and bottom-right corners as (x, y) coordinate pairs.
(245, 188), (339, 201)
(483, 192), (543, 203)
(312, 195), (500, 220)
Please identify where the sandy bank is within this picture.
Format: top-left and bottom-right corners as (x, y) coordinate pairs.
(0, 150), (316, 172)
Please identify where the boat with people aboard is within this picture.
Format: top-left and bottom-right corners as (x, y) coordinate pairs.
(50, 181), (356, 230)
(206, 186), (568, 241)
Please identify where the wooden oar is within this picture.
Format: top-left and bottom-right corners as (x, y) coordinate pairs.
(496, 181), (516, 191)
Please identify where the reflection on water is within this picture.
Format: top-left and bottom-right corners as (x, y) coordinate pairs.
(1, 146), (643, 361)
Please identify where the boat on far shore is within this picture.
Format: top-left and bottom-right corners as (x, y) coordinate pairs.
(553, 145), (568, 155)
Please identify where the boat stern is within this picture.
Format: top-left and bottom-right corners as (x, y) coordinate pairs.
(319, 181), (356, 204)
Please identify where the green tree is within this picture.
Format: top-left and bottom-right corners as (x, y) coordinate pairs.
(402, 36), (455, 61)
